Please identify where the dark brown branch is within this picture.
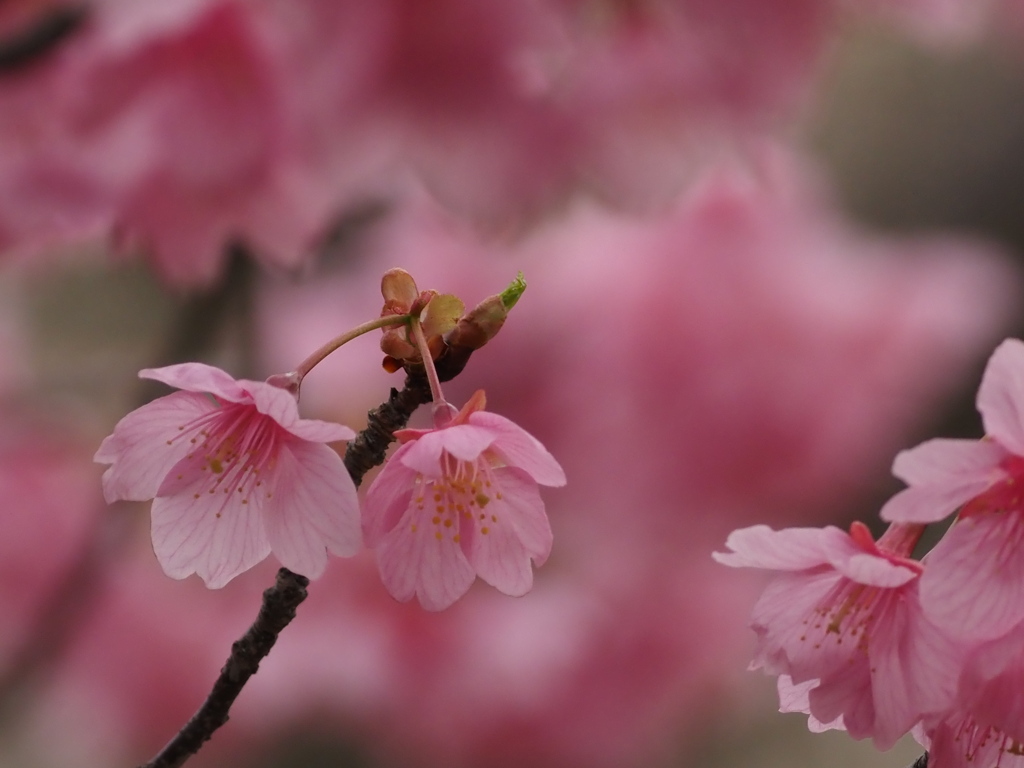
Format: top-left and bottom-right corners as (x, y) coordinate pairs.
(908, 753), (928, 768)
(138, 569), (309, 768)
(0, 4), (88, 72)
(137, 375), (430, 768)
(343, 373), (431, 485)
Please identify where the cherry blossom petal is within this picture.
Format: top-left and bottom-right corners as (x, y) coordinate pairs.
(139, 362), (247, 402)
(376, 506), (476, 611)
(433, 424), (499, 463)
(713, 524), (849, 571)
(866, 587), (961, 750)
(890, 438), (1007, 486)
(958, 622), (1024, 744)
(492, 467), (553, 562)
(470, 411), (567, 486)
(362, 453), (420, 546)
(150, 476), (271, 588)
(749, 569), (853, 681)
(921, 512), (1024, 640)
(808, 658), (874, 743)
(829, 553), (917, 588)
(96, 391), (213, 503)
(777, 676), (846, 733)
(978, 339), (1024, 456)
(260, 442), (360, 577)
(880, 482), (995, 524)
(285, 416), (356, 444)
(243, 379), (304, 428)
(460, 504), (535, 597)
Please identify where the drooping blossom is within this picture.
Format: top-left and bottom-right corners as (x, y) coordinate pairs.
(363, 389), (566, 611)
(924, 712), (1024, 768)
(714, 522), (964, 749)
(920, 623), (1024, 768)
(881, 338), (1024, 640)
(95, 361), (361, 587)
(918, 619), (1024, 768)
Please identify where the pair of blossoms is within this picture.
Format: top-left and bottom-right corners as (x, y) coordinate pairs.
(716, 338), (1024, 768)
(95, 271), (565, 611)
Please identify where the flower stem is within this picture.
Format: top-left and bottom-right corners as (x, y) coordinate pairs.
(293, 314), (411, 381)
(408, 316), (445, 408)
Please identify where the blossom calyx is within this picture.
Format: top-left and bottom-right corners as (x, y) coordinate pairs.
(379, 268), (464, 372)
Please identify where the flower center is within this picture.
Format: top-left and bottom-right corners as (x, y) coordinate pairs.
(408, 451), (503, 543)
(961, 455), (1024, 519)
(800, 579), (899, 654)
(167, 402), (279, 508)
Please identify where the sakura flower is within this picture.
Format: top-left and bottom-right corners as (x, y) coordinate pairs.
(919, 618), (1024, 768)
(95, 362), (361, 587)
(714, 522), (964, 749)
(923, 699), (1024, 768)
(881, 338), (1024, 639)
(363, 389), (566, 611)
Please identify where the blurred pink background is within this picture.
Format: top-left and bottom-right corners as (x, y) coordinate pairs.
(2, 1), (1024, 767)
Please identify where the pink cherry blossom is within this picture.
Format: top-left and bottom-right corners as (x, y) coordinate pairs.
(924, 710), (1024, 768)
(95, 361), (361, 587)
(881, 338), (1024, 640)
(714, 522), (964, 749)
(363, 389), (566, 611)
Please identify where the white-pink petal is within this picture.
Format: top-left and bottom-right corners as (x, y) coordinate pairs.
(244, 379), (303, 428)
(978, 339), (1024, 456)
(890, 438), (1006, 486)
(831, 552), (917, 588)
(491, 467), (553, 563)
(880, 483), (991, 524)
(151, 478), (271, 589)
(461, 509), (535, 597)
(139, 362), (246, 402)
(921, 513), (1024, 640)
(263, 441), (361, 578)
(363, 449), (420, 546)
(433, 424), (498, 464)
(712, 524), (847, 571)
(96, 391), (213, 503)
(376, 507), (476, 611)
(470, 410), (566, 487)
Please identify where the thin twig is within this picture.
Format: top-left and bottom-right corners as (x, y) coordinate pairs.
(137, 374), (430, 768)
(138, 569), (309, 768)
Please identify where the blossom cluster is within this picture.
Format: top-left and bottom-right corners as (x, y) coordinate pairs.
(94, 272), (565, 610)
(716, 338), (1024, 767)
